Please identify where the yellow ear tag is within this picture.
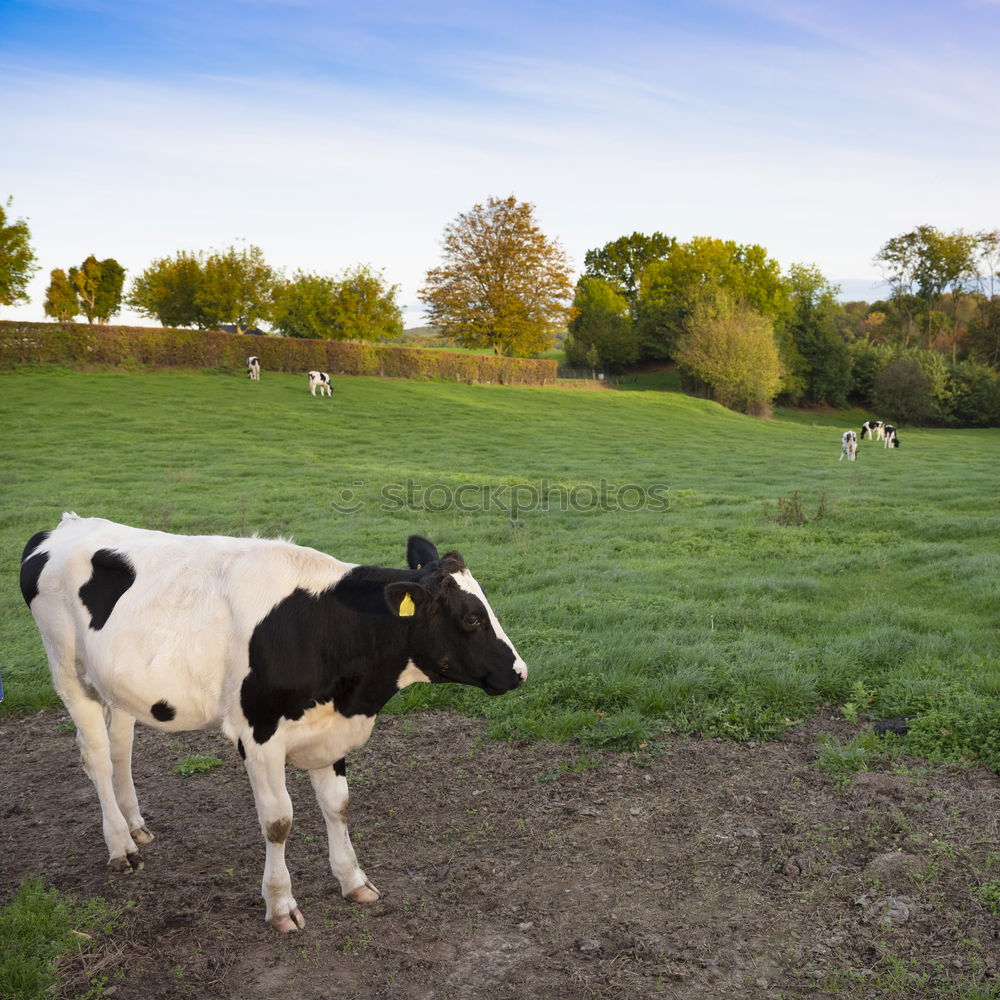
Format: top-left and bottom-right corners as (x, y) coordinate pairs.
(399, 593), (416, 617)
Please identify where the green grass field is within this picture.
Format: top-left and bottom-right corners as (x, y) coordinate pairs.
(2, 367), (998, 766)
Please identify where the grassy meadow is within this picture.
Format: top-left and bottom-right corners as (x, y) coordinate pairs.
(2, 367), (999, 767)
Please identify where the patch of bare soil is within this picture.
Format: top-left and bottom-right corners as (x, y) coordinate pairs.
(2, 710), (998, 1000)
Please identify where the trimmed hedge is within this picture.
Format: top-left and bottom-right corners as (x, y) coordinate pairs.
(0, 322), (558, 386)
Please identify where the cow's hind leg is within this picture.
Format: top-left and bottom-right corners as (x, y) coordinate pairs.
(244, 745), (304, 932)
(58, 682), (144, 871)
(309, 760), (380, 904)
(108, 708), (153, 845)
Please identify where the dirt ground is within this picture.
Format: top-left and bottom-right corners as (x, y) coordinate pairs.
(2, 709), (998, 1000)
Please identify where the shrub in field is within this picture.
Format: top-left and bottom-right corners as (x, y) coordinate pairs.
(848, 338), (893, 400)
(948, 359), (1000, 426)
(871, 357), (935, 424)
(764, 490), (830, 525)
(673, 291), (784, 416)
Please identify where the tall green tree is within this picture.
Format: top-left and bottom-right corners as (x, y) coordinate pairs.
(94, 258), (125, 323)
(196, 244), (276, 334)
(565, 276), (637, 368)
(69, 256), (105, 324)
(0, 196), (40, 309)
(271, 272), (339, 339)
(272, 266), (403, 341)
(785, 264), (851, 406)
(638, 236), (788, 359)
(333, 264), (404, 341)
(419, 195), (575, 356)
(43, 269), (79, 322)
(875, 225), (978, 347)
(67, 255), (125, 324)
(969, 230), (1000, 366)
(582, 231), (675, 312)
(128, 251), (206, 328)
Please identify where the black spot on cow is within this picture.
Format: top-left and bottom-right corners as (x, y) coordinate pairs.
(237, 739), (246, 760)
(20, 552), (50, 606)
(241, 584), (414, 746)
(78, 549), (135, 630)
(22, 530), (51, 564)
(333, 565), (419, 616)
(239, 539), (521, 747)
(150, 700), (176, 722)
(334, 758), (347, 777)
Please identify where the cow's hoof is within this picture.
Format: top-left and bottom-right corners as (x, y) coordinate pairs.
(131, 825), (155, 844)
(271, 909), (305, 933)
(109, 852), (143, 873)
(346, 881), (381, 904)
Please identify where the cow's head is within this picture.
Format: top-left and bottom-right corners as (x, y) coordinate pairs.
(384, 536), (527, 696)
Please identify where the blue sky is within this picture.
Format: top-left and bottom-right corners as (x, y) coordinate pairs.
(2, 0), (999, 325)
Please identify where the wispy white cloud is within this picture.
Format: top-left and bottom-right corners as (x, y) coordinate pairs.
(2, 0), (998, 323)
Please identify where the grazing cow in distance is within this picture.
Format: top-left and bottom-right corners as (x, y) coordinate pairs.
(20, 514), (527, 932)
(309, 370), (332, 396)
(884, 424), (900, 448)
(247, 356), (261, 380)
(860, 419), (884, 441)
(840, 430), (858, 461)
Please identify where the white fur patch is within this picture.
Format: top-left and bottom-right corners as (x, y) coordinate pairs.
(283, 703), (376, 770)
(397, 659), (432, 688)
(452, 569), (528, 681)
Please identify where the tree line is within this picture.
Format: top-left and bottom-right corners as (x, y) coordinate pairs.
(3, 191), (999, 423)
(48, 246), (404, 342)
(567, 228), (1000, 423)
(0, 195), (574, 352)
(0, 198), (406, 341)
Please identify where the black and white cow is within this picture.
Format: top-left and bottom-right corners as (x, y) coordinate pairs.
(247, 356), (261, 380)
(840, 430), (858, 461)
(884, 424), (900, 448)
(308, 370), (332, 396)
(20, 515), (527, 931)
(860, 419), (884, 441)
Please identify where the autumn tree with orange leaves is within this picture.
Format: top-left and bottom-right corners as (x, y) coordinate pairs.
(420, 196), (575, 356)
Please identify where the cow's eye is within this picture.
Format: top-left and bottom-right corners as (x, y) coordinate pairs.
(465, 614), (482, 629)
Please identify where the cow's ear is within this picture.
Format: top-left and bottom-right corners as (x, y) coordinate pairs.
(385, 581), (430, 617)
(406, 536), (439, 570)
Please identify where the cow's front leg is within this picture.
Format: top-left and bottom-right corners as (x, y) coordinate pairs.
(244, 745), (304, 932)
(310, 760), (380, 903)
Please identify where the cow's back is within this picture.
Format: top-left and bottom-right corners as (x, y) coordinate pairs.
(23, 514), (355, 731)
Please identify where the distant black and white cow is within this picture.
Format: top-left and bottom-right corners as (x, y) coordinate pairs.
(308, 370), (332, 396)
(860, 419), (884, 441)
(884, 424), (900, 448)
(247, 356), (261, 380)
(20, 515), (526, 932)
(840, 430), (858, 461)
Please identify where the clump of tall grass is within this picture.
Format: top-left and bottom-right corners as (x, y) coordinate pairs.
(764, 489), (830, 525)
